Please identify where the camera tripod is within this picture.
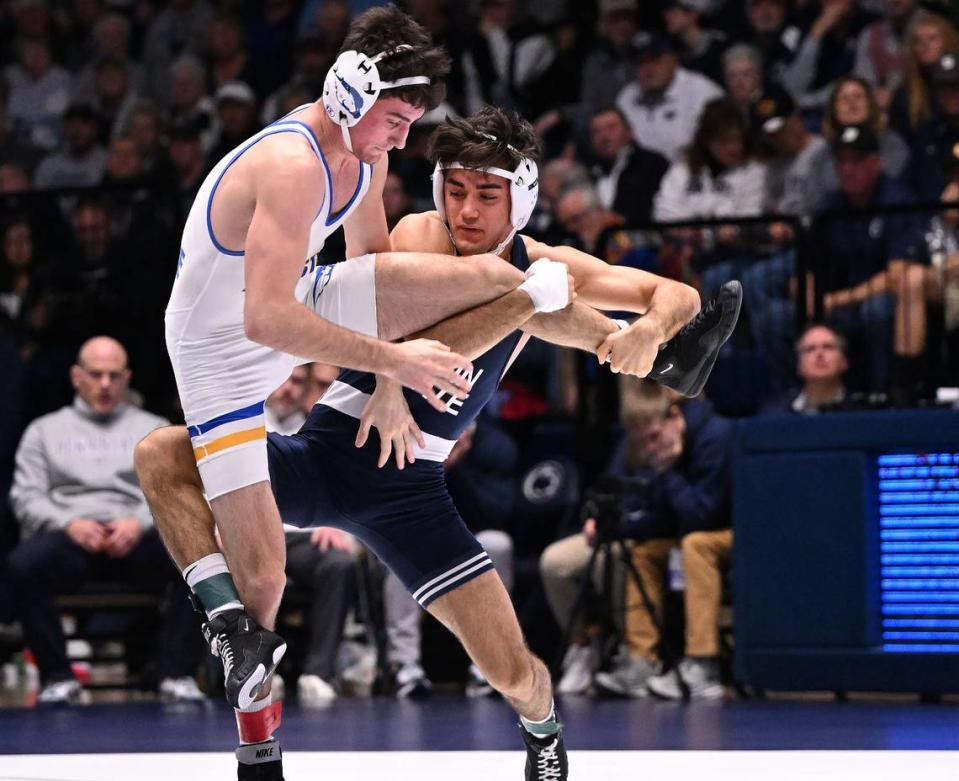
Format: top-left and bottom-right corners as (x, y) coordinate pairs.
(558, 507), (689, 700)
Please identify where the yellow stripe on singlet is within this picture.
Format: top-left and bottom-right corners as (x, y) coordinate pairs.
(193, 426), (266, 462)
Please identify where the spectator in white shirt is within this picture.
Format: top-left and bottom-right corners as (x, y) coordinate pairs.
(654, 97), (766, 291)
(615, 31), (723, 161)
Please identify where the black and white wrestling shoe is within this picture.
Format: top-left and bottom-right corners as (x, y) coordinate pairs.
(520, 726), (568, 781)
(237, 738), (284, 780)
(202, 609), (287, 710)
(650, 280), (743, 397)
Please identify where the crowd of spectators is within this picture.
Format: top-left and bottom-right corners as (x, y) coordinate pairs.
(2, 0), (959, 706)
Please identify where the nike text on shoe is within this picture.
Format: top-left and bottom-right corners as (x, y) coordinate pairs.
(237, 738), (284, 780)
(650, 280), (743, 397)
(202, 609), (287, 710)
(520, 725), (569, 781)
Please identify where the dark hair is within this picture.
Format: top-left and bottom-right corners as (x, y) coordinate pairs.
(686, 97), (752, 174)
(427, 106), (541, 171)
(589, 104), (630, 127)
(822, 75), (883, 142)
(795, 322), (847, 355)
(339, 4), (451, 111)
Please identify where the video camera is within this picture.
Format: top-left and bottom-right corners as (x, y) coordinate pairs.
(581, 475), (653, 544)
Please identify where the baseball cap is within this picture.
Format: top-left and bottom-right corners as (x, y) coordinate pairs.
(932, 53), (959, 87)
(215, 81), (256, 106)
(168, 117), (204, 141)
(832, 123), (880, 154)
(750, 85), (796, 135)
(631, 31), (674, 59)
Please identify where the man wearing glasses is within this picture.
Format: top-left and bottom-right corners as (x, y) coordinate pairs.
(762, 323), (849, 414)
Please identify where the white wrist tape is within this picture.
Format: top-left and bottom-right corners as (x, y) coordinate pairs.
(518, 258), (570, 313)
(613, 319), (629, 331)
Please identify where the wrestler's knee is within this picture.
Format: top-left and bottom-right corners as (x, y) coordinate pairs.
(135, 426), (196, 489)
(481, 646), (539, 699)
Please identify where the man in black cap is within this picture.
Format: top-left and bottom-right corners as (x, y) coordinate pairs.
(614, 29), (722, 161)
(33, 103), (108, 190)
(167, 117), (208, 216)
(812, 122), (929, 398)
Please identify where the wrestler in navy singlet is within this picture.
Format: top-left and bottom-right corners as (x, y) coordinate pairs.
(267, 239), (531, 606)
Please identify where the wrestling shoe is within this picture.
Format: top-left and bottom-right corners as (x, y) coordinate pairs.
(650, 280), (743, 397)
(202, 609), (287, 710)
(237, 738), (284, 780)
(394, 662), (432, 699)
(520, 725), (568, 781)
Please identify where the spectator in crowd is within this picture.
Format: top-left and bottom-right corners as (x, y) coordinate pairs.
(777, 0), (870, 113)
(653, 98), (766, 289)
(74, 12), (145, 100)
(816, 124), (928, 397)
(853, 0), (918, 106)
(663, 0), (728, 86)
(167, 55), (218, 154)
(6, 336), (203, 704)
(5, 37), (73, 151)
(207, 81), (258, 164)
(737, 0), (804, 86)
(383, 420), (517, 698)
(297, 0), (350, 50)
(527, 157), (591, 242)
(90, 58), (140, 141)
(753, 84), (827, 215)
(103, 135), (143, 186)
(722, 43), (765, 119)
(205, 14), (258, 97)
(308, 362), (339, 404)
(0, 80), (44, 176)
(555, 182), (625, 256)
(33, 102), (108, 190)
(0, 163), (30, 194)
(0, 217), (43, 330)
(806, 75), (911, 207)
(908, 52), (959, 203)
(761, 323), (849, 414)
(576, 0), (639, 125)
(168, 118), (208, 216)
(616, 31), (723, 162)
(383, 171), (413, 231)
(592, 378), (732, 701)
(925, 137), (959, 383)
(142, 0), (215, 105)
(122, 101), (176, 188)
(889, 11), (959, 143)
(586, 105), (669, 227)
(461, 0), (557, 117)
(265, 364), (312, 435)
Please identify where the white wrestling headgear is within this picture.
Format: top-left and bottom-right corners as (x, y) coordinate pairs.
(431, 133), (539, 255)
(323, 45), (431, 152)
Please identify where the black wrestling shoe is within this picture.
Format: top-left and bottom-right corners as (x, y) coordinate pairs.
(237, 738), (284, 780)
(650, 280), (743, 397)
(520, 725), (568, 781)
(202, 609), (287, 710)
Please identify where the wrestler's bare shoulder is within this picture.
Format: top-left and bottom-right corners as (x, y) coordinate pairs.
(391, 211), (454, 253)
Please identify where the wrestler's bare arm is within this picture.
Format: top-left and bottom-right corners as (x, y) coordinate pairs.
(343, 158), (391, 256)
(522, 237), (701, 343)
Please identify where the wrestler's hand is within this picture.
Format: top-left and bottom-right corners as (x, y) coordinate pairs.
(596, 318), (665, 376)
(356, 376), (426, 469)
(384, 339), (472, 412)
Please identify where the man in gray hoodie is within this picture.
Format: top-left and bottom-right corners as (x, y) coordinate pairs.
(6, 336), (202, 704)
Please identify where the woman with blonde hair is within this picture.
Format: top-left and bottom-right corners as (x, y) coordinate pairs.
(888, 11), (959, 141)
(805, 75), (911, 207)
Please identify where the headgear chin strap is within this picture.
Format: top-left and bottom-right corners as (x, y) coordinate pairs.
(323, 45), (431, 153)
(431, 152), (539, 256)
